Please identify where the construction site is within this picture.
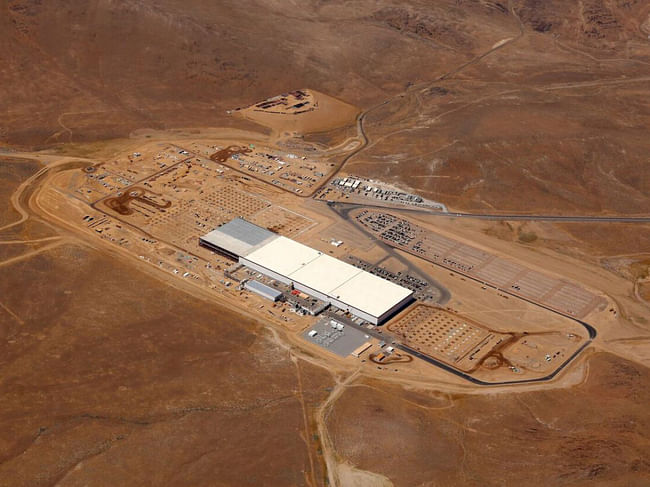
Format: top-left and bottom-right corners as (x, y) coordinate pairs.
(387, 304), (585, 381)
(31, 120), (609, 387)
(209, 144), (335, 195)
(233, 88), (360, 138)
(236, 90), (317, 115)
(316, 175), (447, 211)
(3, 2), (650, 483)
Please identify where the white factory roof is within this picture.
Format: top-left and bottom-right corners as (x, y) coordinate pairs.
(330, 271), (413, 318)
(204, 218), (414, 321)
(289, 254), (363, 294)
(244, 235), (412, 319)
(244, 236), (321, 276)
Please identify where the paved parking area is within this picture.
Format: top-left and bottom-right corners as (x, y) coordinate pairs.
(302, 317), (372, 357)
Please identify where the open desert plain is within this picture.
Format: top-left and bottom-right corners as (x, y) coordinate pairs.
(1, 1), (649, 486)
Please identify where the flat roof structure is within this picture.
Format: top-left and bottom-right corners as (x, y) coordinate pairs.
(244, 280), (283, 302)
(201, 218), (414, 324)
(245, 236), (322, 277)
(351, 342), (373, 358)
(329, 271), (413, 322)
(199, 217), (275, 259)
(289, 254), (361, 295)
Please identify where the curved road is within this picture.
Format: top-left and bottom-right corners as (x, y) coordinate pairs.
(303, 7), (645, 384)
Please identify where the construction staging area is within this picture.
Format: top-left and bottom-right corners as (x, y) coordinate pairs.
(386, 304), (584, 380)
(388, 305), (510, 373)
(210, 144), (335, 195)
(33, 129), (607, 385)
(236, 90), (317, 116)
(34, 132), (608, 385)
(233, 88), (359, 137)
(316, 175), (447, 211)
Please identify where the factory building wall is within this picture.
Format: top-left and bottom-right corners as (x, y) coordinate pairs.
(240, 257), (413, 325)
(199, 239), (239, 261)
(329, 297), (379, 324)
(240, 256), (382, 323)
(238, 258), (292, 286)
(235, 249), (413, 325)
(201, 219), (413, 325)
(292, 282), (331, 303)
(376, 294), (414, 324)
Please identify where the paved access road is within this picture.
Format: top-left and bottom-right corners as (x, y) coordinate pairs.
(327, 200), (650, 223)
(442, 212), (650, 223)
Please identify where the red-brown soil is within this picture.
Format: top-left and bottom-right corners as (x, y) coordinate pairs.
(353, 79), (650, 215)
(0, 243), (333, 486)
(0, 157), (41, 224)
(1, 2), (650, 485)
(328, 352), (650, 486)
(639, 283), (650, 302)
(3, 1), (648, 217)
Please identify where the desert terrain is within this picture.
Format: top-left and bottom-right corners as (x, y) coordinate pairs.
(1, 1), (649, 486)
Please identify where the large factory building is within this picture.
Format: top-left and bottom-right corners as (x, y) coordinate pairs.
(200, 218), (413, 324)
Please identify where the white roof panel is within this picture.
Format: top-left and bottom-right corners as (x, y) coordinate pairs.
(331, 271), (413, 318)
(241, 228), (412, 320)
(245, 236), (322, 276)
(289, 254), (363, 294)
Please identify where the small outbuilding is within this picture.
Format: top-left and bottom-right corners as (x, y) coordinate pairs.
(244, 280), (283, 302)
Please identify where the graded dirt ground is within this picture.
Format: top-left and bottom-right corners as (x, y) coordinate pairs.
(235, 89), (359, 138)
(2, 134), (648, 485)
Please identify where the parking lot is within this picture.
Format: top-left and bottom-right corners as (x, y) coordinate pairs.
(356, 210), (605, 318)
